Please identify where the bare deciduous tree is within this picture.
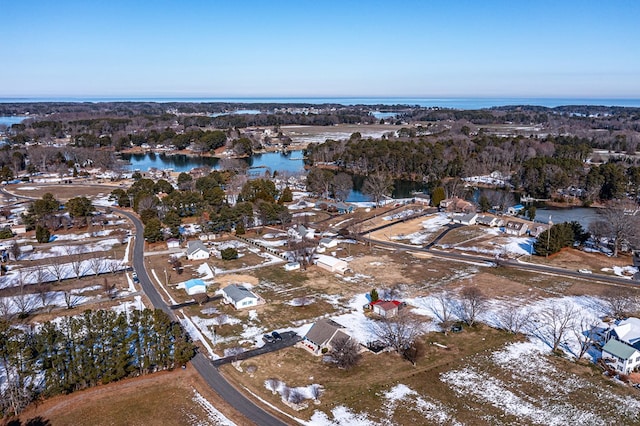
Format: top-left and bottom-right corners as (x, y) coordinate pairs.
(288, 389), (306, 405)
(496, 306), (529, 334)
(66, 246), (87, 279)
(459, 286), (487, 327)
(534, 302), (577, 353)
(573, 315), (600, 360)
(265, 378), (281, 394)
(8, 241), (21, 261)
(310, 384), (323, 401)
(431, 291), (456, 329)
(598, 200), (640, 257)
(329, 336), (362, 369)
(291, 296), (313, 307)
(89, 255), (105, 276)
(373, 311), (423, 355)
(601, 287), (637, 319)
(47, 258), (66, 283)
(402, 339), (425, 366)
(13, 279), (34, 318)
(63, 290), (81, 309)
(102, 277), (116, 299)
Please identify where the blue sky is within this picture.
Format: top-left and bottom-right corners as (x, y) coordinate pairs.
(1, 0), (639, 98)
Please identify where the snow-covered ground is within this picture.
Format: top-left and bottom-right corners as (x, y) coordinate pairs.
(390, 213), (450, 245)
(300, 292), (640, 424)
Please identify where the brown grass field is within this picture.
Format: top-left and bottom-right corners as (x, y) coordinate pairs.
(7, 367), (252, 426)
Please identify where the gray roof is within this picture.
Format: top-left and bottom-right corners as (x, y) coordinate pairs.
(304, 319), (345, 347)
(186, 240), (208, 256)
(603, 339), (638, 360)
(223, 284), (257, 303)
(476, 215), (495, 224)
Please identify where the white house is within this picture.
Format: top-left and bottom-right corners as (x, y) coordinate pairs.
(314, 254), (349, 274)
(476, 215), (503, 227)
(222, 284), (259, 309)
(452, 212), (478, 225)
(504, 221), (528, 236)
(602, 317), (640, 374)
(319, 237), (339, 249)
(186, 240), (209, 260)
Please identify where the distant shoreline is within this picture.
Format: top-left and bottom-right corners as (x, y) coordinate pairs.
(2, 97), (640, 109)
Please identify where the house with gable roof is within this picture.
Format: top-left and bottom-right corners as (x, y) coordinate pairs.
(371, 300), (401, 318)
(186, 240), (210, 260)
(302, 318), (351, 354)
(504, 220), (528, 236)
(602, 317), (640, 374)
(221, 284), (259, 309)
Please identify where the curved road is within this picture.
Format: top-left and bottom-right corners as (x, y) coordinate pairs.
(117, 209), (288, 426)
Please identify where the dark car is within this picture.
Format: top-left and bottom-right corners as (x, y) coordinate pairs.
(132, 271), (139, 283)
(271, 331), (282, 341)
(262, 334), (275, 344)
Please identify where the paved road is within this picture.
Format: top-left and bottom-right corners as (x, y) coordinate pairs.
(115, 208), (288, 426)
(360, 221), (640, 288)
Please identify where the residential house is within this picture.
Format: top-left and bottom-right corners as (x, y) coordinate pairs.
(186, 240), (210, 260)
(476, 215), (503, 227)
(504, 221), (528, 236)
(319, 237), (339, 249)
(181, 278), (207, 295)
(222, 284), (260, 309)
(314, 254), (349, 274)
(507, 204), (525, 216)
(602, 317), (640, 374)
(315, 201), (355, 214)
(452, 212), (478, 226)
(303, 318), (351, 354)
(288, 224), (315, 241)
(412, 193), (431, 206)
(371, 300), (401, 318)
(440, 197), (475, 213)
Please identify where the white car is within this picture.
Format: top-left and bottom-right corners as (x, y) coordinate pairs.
(578, 269), (592, 274)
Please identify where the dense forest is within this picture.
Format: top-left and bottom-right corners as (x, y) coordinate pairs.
(0, 309), (196, 418)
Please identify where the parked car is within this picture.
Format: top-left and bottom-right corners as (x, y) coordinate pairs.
(271, 331), (282, 341)
(578, 269), (592, 274)
(262, 334), (275, 344)
(132, 272), (139, 283)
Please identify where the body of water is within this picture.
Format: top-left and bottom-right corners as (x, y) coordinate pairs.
(533, 207), (600, 229)
(3, 97), (640, 109)
(0, 116), (28, 126)
(123, 151), (429, 202)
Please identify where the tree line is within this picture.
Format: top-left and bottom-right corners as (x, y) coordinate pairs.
(0, 308), (196, 418)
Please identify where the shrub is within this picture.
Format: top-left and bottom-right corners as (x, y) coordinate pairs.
(220, 247), (238, 260)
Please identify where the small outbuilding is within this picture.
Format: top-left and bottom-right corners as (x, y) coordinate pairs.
(181, 278), (207, 295)
(314, 254), (349, 274)
(371, 300), (401, 318)
(166, 238), (180, 249)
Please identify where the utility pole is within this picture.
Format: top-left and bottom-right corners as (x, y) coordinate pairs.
(546, 215), (552, 258)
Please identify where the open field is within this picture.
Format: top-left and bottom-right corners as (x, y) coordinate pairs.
(9, 366), (248, 426)
(280, 123), (402, 145)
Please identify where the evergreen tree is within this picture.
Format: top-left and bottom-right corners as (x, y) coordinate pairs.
(35, 225), (51, 243)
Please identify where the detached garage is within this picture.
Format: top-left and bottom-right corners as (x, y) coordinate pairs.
(314, 254), (349, 274)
